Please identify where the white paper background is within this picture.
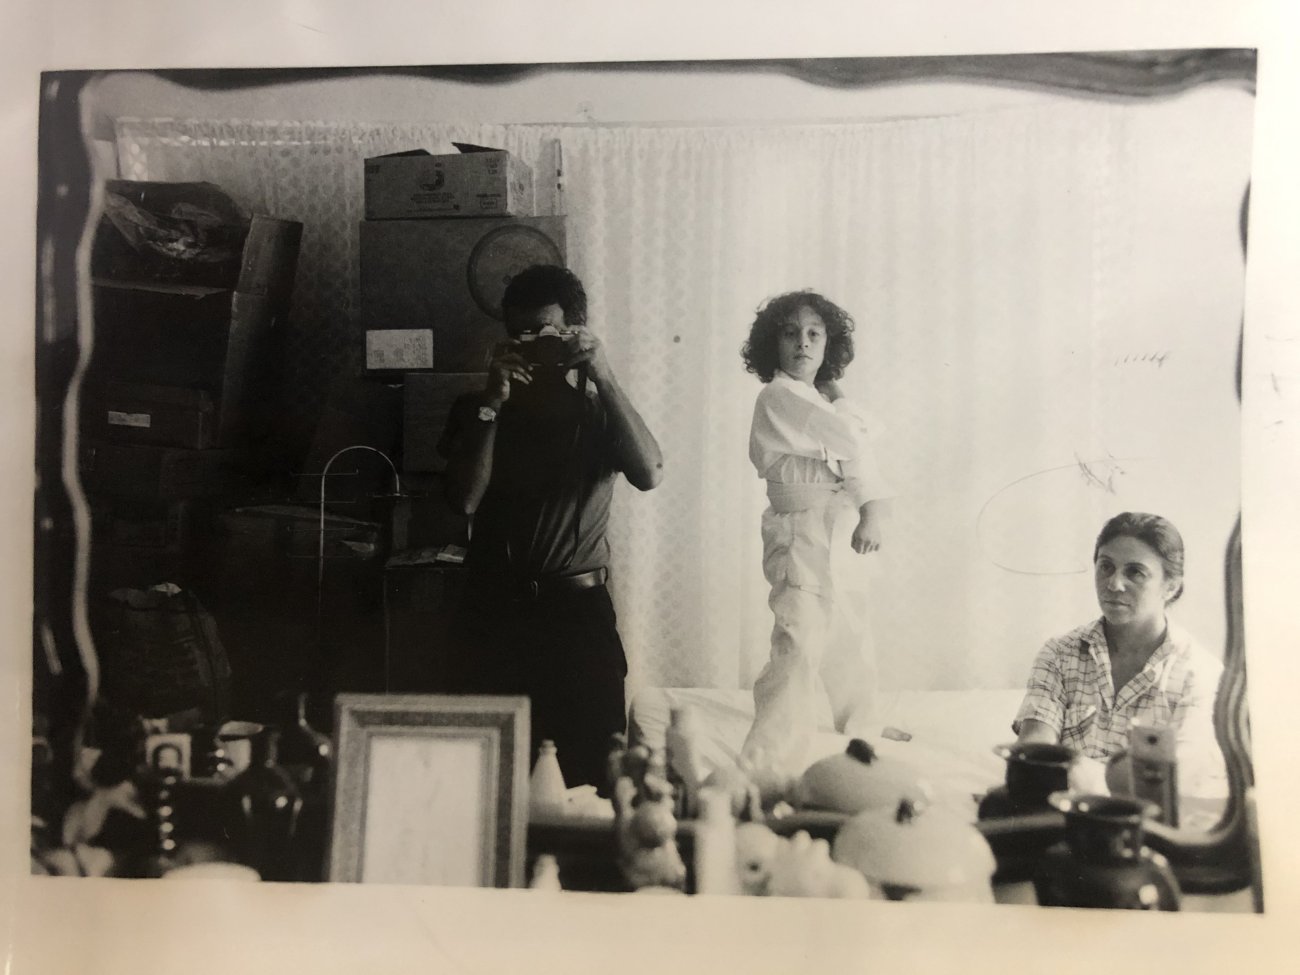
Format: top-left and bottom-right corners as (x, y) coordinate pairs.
(4, 2), (1299, 973)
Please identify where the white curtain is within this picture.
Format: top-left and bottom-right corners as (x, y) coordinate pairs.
(117, 103), (1240, 701)
(537, 109), (1136, 700)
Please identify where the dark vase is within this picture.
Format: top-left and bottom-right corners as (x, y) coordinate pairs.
(274, 693), (333, 882)
(223, 728), (302, 882)
(1033, 793), (1181, 910)
(276, 692), (332, 789)
(980, 742), (1077, 819)
(190, 725), (233, 779)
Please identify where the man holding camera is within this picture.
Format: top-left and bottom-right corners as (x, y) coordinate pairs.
(438, 264), (663, 790)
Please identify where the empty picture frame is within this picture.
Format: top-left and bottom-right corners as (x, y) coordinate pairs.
(328, 694), (530, 888)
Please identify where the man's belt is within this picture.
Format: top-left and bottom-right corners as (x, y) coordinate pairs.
(475, 566), (609, 601)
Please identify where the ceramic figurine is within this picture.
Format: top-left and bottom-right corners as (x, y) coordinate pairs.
(768, 830), (871, 899)
(612, 758), (686, 892)
(1033, 793), (1181, 910)
(735, 746), (798, 810)
(702, 763), (763, 822)
(734, 821), (782, 896)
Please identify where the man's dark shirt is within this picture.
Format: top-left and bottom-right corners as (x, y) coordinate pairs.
(441, 374), (621, 577)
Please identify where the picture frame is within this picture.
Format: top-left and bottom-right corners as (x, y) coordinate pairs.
(327, 694), (530, 888)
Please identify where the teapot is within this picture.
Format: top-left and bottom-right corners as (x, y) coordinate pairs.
(794, 738), (922, 815)
(832, 795), (996, 903)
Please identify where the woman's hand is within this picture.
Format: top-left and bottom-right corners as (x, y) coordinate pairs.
(484, 341), (532, 406)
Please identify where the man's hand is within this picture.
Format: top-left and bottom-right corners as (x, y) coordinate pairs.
(560, 324), (663, 491)
(850, 504), (882, 554)
(563, 326), (612, 382)
(485, 341), (533, 406)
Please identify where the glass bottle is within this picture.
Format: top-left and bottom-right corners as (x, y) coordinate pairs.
(693, 787), (740, 896)
(665, 705), (703, 819)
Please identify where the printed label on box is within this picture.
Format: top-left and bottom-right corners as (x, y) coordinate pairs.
(366, 329), (435, 371)
(107, 410), (152, 429)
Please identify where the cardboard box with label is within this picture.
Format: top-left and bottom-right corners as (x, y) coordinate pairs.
(364, 146), (535, 220)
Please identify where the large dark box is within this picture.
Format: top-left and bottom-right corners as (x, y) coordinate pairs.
(214, 504), (383, 564)
(89, 498), (200, 552)
(359, 215), (565, 373)
(90, 205), (302, 447)
(80, 441), (251, 501)
(84, 382), (218, 450)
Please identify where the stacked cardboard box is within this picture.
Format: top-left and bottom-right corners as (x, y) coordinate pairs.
(82, 181), (302, 586)
(357, 146), (567, 544)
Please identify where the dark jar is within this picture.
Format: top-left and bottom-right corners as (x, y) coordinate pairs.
(980, 742), (1077, 819)
(276, 692), (332, 789)
(222, 727), (302, 882)
(1033, 793), (1181, 910)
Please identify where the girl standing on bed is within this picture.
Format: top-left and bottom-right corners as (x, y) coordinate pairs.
(738, 290), (892, 784)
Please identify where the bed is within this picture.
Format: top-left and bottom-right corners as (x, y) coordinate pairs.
(628, 686), (1027, 820)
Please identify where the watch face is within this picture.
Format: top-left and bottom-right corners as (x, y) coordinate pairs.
(478, 406), (498, 422)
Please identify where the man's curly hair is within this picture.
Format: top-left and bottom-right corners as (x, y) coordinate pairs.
(741, 290), (856, 383)
(501, 264), (588, 333)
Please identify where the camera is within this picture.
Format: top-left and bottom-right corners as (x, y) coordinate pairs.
(518, 325), (574, 369)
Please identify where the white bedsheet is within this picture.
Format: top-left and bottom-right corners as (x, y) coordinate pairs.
(628, 686), (1026, 820)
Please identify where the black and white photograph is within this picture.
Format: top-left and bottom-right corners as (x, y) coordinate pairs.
(7, 2), (1300, 972)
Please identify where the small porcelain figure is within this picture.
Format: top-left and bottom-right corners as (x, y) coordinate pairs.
(702, 763), (764, 822)
(612, 758), (687, 892)
(768, 830), (871, 899)
(734, 821), (782, 896)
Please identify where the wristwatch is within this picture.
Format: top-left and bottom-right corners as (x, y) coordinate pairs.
(477, 405), (499, 423)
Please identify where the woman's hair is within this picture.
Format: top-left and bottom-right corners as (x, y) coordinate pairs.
(741, 290), (856, 383)
(1094, 511), (1186, 603)
(501, 264), (588, 331)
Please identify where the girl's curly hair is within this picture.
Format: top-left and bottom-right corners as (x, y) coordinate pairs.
(741, 290), (856, 383)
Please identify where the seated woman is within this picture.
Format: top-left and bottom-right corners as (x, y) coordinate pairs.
(1013, 511), (1226, 798)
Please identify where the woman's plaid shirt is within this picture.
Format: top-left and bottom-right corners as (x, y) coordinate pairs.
(1012, 618), (1222, 763)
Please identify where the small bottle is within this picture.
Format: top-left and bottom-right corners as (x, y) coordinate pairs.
(530, 853), (563, 891)
(694, 787), (740, 896)
(529, 740), (568, 820)
(665, 705), (703, 818)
